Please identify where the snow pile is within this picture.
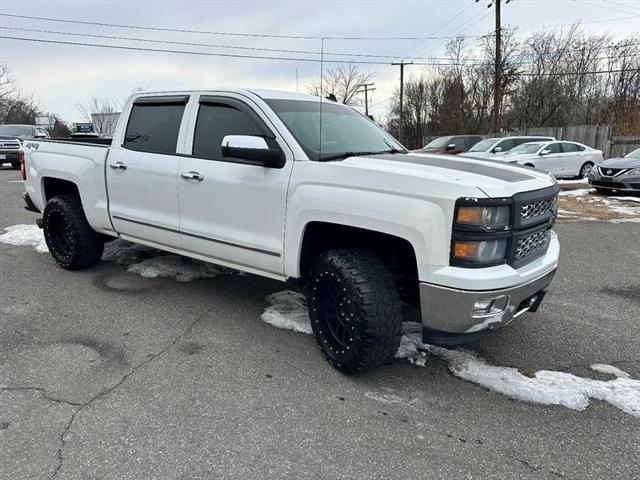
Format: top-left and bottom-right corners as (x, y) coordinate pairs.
(0, 224), (229, 282)
(557, 178), (588, 185)
(0, 224), (48, 253)
(559, 188), (592, 197)
(261, 290), (313, 334)
(261, 291), (640, 417)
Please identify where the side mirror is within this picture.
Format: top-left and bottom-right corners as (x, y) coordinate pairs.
(539, 149), (551, 156)
(446, 143), (456, 150)
(221, 135), (285, 168)
(493, 146), (503, 153)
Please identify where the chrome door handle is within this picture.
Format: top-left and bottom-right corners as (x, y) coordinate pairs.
(109, 161), (127, 170)
(181, 171), (204, 181)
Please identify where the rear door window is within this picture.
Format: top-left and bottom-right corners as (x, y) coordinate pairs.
(497, 138), (515, 151)
(124, 98), (187, 154)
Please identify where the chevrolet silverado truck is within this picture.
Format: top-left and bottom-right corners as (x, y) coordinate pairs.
(22, 89), (560, 373)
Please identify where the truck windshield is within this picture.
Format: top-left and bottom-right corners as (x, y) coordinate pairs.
(468, 138), (499, 152)
(265, 99), (406, 161)
(0, 125), (33, 137)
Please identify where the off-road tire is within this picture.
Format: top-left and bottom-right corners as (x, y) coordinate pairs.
(43, 195), (104, 270)
(579, 162), (594, 179)
(307, 249), (402, 374)
(10, 161), (20, 169)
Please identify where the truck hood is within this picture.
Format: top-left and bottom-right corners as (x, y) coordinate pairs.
(339, 152), (556, 198)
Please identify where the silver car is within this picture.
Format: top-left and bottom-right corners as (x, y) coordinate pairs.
(505, 140), (604, 178)
(589, 148), (640, 194)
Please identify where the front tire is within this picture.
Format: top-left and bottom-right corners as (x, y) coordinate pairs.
(579, 162), (594, 178)
(43, 195), (104, 270)
(307, 249), (402, 374)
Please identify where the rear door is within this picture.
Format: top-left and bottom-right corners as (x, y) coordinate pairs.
(106, 95), (189, 247)
(176, 93), (294, 277)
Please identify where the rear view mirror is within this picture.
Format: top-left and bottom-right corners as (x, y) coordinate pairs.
(221, 135), (285, 168)
(539, 149), (551, 156)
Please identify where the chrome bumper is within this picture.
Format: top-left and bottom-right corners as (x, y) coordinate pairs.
(419, 268), (556, 334)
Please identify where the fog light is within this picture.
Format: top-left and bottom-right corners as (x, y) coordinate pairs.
(472, 295), (509, 318)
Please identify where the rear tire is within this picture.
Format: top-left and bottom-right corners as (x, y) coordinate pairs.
(10, 161), (20, 169)
(307, 249), (402, 374)
(43, 195), (104, 270)
(579, 162), (594, 178)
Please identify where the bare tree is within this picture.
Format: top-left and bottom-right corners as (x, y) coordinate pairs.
(76, 96), (122, 135)
(309, 64), (374, 105)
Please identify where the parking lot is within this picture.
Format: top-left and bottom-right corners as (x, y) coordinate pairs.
(1, 166), (639, 479)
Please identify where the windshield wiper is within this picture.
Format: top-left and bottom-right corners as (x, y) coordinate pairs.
(318, 151), (378, 162)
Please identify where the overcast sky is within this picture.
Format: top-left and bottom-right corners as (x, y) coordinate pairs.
(2, 0), (639, 122)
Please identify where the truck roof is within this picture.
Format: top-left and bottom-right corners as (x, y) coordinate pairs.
(129, 88), (327, 103)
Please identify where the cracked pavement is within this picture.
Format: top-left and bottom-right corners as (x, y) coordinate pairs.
(1, 167), (639, 479)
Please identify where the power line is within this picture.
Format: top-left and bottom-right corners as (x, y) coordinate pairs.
(0, 26), (489, 61)
(0, 13), (490, 41)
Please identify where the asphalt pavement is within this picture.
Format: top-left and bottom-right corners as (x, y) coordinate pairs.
(1, 166), (639, 480)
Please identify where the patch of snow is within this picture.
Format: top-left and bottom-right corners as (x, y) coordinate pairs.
(0, 224), (229, 282)
(261, 293), (640, 417)
(559, 188), (592, 197)
(609, 196), (640, 203)
(261, 290), (313, 334)
(557, 178), (588, 184)
(0, 224), (48, 253)
(591, 363), (630, 379)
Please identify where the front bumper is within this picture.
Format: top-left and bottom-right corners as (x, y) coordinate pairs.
(419, 267), (556, 337)
(589, 169), (640, 192)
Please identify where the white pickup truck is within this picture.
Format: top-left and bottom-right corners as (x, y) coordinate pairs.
(22, 89), (560, 373)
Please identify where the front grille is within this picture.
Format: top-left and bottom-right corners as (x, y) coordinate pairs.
(599, 167), (627, 176)
(516, 228), (551, 260)
(521, 197), (556, 222)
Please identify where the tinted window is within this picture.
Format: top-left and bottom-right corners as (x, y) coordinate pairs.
(424, 136), (452, 148)
(469, 138), (500, 152)
(193, 104), (265, 159)
(124, 103), (185, 154)
(496, 138), (515, 151)
(466, 136), (482, 148)
(451, 137), (466, 148)
(546, 143), (561, 154)
(0, 125), (33, 137)
(561, 143), (579, 153)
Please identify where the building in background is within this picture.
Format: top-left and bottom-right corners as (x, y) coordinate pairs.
(91, 112), (121, 137)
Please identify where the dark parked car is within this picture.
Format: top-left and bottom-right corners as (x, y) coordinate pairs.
(589, 148), (640, 194)
(412, 135), (483, 155)
(0, 124), (49, 168)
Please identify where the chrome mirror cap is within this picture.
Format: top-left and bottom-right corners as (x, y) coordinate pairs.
(221, 135), (268, 150)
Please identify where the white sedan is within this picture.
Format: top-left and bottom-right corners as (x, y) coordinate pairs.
(504, 141), (604, 178)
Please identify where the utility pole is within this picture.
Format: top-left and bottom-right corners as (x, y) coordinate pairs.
(493, 0), (502, 134)
(391, 61), (412, 143)
(478, 0), (510, 133)
(357, 83), (376, 116)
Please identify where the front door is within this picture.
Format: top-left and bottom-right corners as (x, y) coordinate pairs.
(107, 96), (189, 247)
(177, 95), (293, 277)
(536, 142), (563, 174)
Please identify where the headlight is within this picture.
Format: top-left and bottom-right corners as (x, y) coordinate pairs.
(452, 239), (508, 264)
(625, 168), (640, 175)
(455, 205), (511, 229)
